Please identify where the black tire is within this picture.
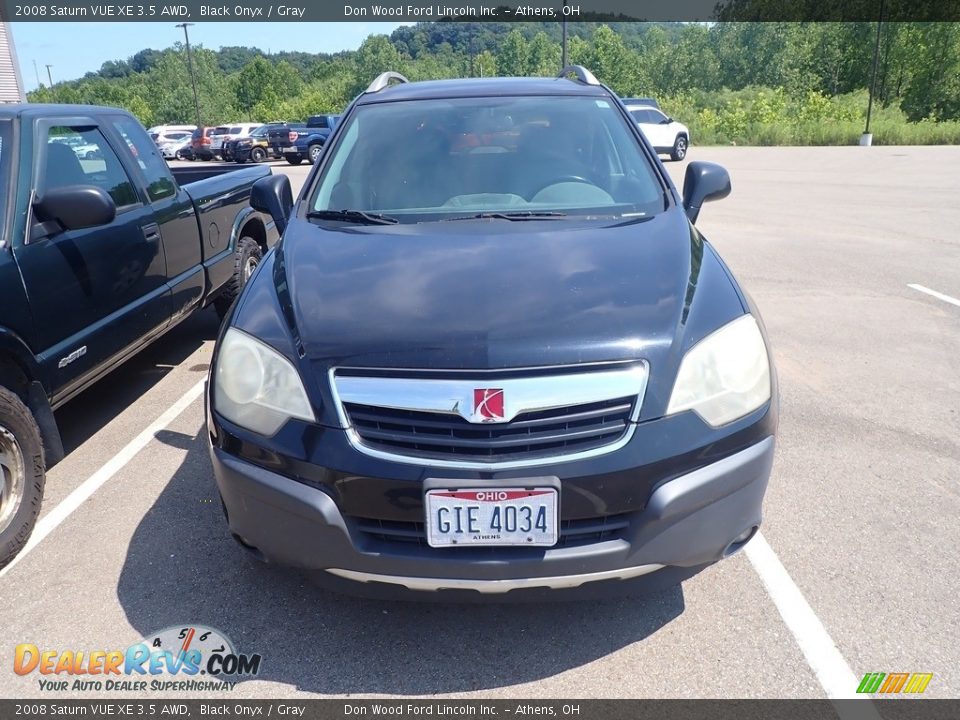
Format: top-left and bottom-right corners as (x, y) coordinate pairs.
(0, 386), (45, 570)
(307, 143), (323, 165)
(670, 135), (688, 162)
(250, 147), (267, 163)
(214, 236), (263, 320)
(286, 155), (304, 166)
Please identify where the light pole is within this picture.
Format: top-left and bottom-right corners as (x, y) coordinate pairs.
(561, 3), (568, 69)
(176, 22), (202, 128)
(861, 0), (885, 146)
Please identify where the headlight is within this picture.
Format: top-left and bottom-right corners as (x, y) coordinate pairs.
(214, 328), (315, 436)
(666, 314), (771, 427)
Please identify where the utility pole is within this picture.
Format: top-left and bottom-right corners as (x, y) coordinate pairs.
(45, 64), (53, 88)
(32, 59), (40, 88)
(561, 4), (568, 69)
(176, 22), (202, 128)
(862, 0), (885, 146)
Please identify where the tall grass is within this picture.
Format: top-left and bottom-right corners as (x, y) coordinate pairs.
(661, 87), (960, 146)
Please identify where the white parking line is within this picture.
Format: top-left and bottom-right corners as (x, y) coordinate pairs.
(0, 379), (206, 578)
(908, 283), (960, 308)
(746, 532), (879, 709)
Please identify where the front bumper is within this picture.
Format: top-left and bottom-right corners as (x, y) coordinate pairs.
(210, 432), (774, 597)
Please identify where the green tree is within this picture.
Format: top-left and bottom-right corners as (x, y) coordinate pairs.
(498, 30), (529, 77)
(527, 32), (560, 76)
(351, 35), (404, 97)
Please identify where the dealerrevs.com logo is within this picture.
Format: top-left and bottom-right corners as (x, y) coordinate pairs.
(14, 625), (262, 692)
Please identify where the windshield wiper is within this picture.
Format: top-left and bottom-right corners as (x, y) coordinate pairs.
(307, 210), (399, 225)
(442, 211), (568, 222)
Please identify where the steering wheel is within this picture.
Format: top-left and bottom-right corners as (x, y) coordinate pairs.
(530, 175), (594, 196)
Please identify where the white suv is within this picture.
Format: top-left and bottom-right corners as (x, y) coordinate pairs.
(628, 105), (690, 161)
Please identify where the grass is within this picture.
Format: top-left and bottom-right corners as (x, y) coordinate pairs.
(660, 87), (960, 146)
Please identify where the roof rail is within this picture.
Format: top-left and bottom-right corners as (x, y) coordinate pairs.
(365, 71), (410, 94)
(557, 65), (600, 86)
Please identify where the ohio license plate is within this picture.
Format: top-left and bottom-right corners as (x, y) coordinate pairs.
(425, 487), (558, 548)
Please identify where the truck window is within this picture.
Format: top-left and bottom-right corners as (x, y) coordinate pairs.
(42, 125), (138, 208)
(111, 117), (176, 202)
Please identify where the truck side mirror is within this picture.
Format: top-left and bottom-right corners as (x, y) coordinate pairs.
(251, 174), (293, 235)
(682, 161), (731, 224)
(34, 186), (117, 232)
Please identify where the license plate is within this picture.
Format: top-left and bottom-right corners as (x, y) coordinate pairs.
(282, 146), (298, 153)
(425, 487), (558, 548)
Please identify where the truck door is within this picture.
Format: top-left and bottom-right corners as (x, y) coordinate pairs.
(109, 115), (204, 323)
(13, 118), (170, 400)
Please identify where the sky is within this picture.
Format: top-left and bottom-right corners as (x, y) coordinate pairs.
(9, 22), (409, 91)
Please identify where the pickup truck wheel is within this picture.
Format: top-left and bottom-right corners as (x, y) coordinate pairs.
(307, 144), (323, 164)
(0, 386), (44, 570)
(214, 236), (263, 320)
(250, 147), (267, 163)
(670, 135), (688, 161)
(286, 155), (304, 166)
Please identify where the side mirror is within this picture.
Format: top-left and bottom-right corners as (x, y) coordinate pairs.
(661, 117), (672, 124)
(34, 186), (117, 232)
(682, 161), (731, 224)
(251, 174), (293, 235)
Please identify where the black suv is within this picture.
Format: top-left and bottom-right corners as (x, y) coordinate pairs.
(208, 67), (778, 599)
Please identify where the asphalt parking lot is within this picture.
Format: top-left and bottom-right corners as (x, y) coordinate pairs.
(2, 147), (957, 700)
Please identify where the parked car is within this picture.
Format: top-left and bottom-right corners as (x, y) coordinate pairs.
(223, 123), (282, 164)
(628, 105), (690, 161)
(156, 132), (194, 160)
(52, 135), (102, 160)
(0, 104), (280, 569)
(208, 68), (777, 600)
(190, 126), (222, 160)
(148, 124), (197, 138)
(267, 115), (338, 165)
(621, 96), (661, 110)
(211, 123), (261, 160)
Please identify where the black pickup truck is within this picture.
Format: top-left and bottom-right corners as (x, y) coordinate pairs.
(0, 104), (279, 568)
(267, 115), (338, 165)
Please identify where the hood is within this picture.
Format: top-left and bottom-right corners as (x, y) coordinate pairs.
(272, 210), (746, 379)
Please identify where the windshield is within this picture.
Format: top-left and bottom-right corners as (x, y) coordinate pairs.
(310, 95), (665, 222)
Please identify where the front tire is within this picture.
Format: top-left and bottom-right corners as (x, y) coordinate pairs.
(670, 135), (688, 162)
(0, 386), (45, 570)
(307, 143), (323, 164)
(250, 147), (267, 163)
(214, 236), (263, 320)
(286, 155), (304, 166)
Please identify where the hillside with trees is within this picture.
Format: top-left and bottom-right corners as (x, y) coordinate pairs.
(26, 22), (960, 145)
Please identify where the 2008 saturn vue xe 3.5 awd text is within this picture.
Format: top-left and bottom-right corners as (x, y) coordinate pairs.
(206, 67), (779, 599)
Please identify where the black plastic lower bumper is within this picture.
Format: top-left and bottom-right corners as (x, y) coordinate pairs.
(211, 435), (774, 598)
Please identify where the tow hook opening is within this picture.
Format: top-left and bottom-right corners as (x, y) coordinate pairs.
(231, 532), (268, 563)
(723, 526), (758, 558)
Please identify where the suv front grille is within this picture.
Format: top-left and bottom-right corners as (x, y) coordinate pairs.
(332, 362), (648, 467)
(343, 397), (634, 462)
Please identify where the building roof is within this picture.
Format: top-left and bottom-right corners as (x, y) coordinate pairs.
(0, 23), (25, 104)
